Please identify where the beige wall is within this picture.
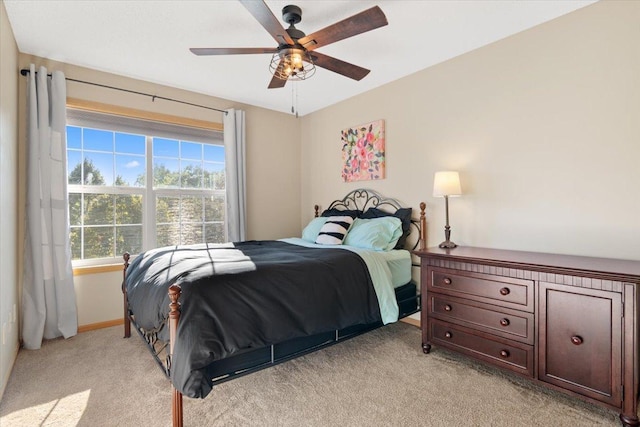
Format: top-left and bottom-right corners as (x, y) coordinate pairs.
(0, 0), (20, 401)
(301, 0), (640, 261)
(15, 57), (302, 327)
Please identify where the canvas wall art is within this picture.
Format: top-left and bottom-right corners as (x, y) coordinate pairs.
(341, 119), (385, 182)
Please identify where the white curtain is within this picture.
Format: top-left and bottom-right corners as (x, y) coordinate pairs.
(22, 65), (77, 350)
(223, 109), (247, 242)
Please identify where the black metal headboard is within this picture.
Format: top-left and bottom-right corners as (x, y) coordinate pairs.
(315, 189), (423, 251)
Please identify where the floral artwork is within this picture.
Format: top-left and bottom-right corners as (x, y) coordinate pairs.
(341, 119), (385, 182)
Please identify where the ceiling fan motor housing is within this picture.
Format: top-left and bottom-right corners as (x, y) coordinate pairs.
(283, 5), (305, 41)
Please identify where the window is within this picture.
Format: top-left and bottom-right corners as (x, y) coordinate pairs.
(66, 109), (225, 265)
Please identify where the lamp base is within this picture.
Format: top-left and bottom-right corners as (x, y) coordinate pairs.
(438, 240), (457, 249)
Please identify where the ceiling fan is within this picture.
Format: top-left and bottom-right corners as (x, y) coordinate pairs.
(190, 1), (388, 89)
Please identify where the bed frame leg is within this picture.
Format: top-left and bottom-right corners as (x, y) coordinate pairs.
(122, 252), (131, 338)
(169, 284), (183, 427)
(172, 388), (183, 427)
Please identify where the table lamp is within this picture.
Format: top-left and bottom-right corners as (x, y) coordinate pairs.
(433, 171), (462, 249)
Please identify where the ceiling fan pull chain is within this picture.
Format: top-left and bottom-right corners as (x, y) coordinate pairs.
(291, 81), (299, 117)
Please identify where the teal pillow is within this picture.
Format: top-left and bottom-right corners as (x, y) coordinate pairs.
(343, 217), (403, 251)
(302, 217), (329, 242)
(361, 207), (412, 249)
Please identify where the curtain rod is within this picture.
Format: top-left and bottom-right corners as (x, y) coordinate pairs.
(19, 68), (228, 115)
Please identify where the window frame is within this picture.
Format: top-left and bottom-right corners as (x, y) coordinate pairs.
(66, 99), (224, 267)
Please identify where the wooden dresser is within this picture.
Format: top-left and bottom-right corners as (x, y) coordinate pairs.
(414, 246), (640, 426)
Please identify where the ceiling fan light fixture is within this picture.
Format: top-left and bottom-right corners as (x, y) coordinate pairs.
(270, 48), (316, 81)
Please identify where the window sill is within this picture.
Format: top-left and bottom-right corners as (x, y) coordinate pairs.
(73, 263), (124, 276)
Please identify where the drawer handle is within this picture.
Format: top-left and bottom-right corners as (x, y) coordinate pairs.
(443, 277), (452, 285)
(571, 335), (584, 345)
(499, 287), (510, 296)
(444, 304), (452, 312)
(499, 350), (510, 358)
(499, 318), (510, 327)
(445, 332), (452, 339)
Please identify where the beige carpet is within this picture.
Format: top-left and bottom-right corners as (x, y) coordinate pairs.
(0, 322), (623, 427)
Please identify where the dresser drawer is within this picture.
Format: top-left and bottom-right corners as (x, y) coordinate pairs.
(430, 320), (534, 377)
(428, 294), (534, 345)
(427, 267), (534, 312)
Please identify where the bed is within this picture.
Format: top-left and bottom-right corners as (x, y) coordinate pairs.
(121, 189), (427, 426)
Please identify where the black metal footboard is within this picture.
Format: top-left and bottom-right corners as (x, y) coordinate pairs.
(123, 278), (419, 384)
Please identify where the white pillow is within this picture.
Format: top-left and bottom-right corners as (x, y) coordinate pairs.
(315, 216), (354, 245)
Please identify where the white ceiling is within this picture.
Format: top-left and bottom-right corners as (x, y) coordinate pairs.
(5, 0), (596, 116)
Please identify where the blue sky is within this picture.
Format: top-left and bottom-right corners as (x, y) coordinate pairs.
(66, 126), (224, 187)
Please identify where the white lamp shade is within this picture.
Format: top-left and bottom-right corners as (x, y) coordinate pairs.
(433, 171), (462, 197)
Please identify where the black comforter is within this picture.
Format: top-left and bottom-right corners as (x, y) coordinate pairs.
(125, 240), (381, 398)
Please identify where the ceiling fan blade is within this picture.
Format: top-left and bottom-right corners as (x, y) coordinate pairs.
(190, 47), (278, 56)
(239, 0), (295, 46)
(268, 75), (287, 89)
(298, 6), (388, 51)
(268, 59), (288, 89)
(310, 52), (370, 81)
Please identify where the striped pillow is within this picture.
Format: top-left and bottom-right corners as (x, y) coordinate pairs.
(315, 216), (354, 245)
